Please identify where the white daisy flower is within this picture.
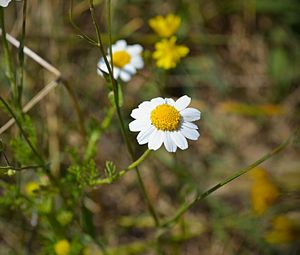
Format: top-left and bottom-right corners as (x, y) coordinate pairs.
(97, 40), (144, 82)
(0, 0), (11, 7)
(129, 95), (201, 153)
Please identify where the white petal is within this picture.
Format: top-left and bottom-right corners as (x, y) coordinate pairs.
(112, 40), (127, 51)
(112, 68), (121, 79)
(148, 130), (164, 150)
(0, 0), (11, 7)
(175, 95), (191, 111)
(137, 125), (155, 145)
(97, 61), (107, 76)
(131, 108), (142, 119)
(170, 131), (188, 150)
(182, 121), (198, 130)
(127, 44), (143, 55)
(165, 98), (175, 105)
(180, 127), (200, 141)
(129, 119), (147, 132)
(119, 70), (132, 82)
(131, 56), (144, 69)
(123, 64), (136, 75)
(150, 97), (165, 106)
(138, 101), (151, 109)
(163, 132), (177, 153)
(181, 108), (201, 121)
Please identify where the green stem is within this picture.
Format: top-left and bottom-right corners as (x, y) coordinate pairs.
(161, 128), (299, 228)
(0, 97), (44, 164)
(88, 0), (160, 226)
(69, 0), (98, 46)
(95, 149), (151, 185)
(0, 8), (16, 101)
(0, 165), (45, 171)
(17, 0), (27, 108)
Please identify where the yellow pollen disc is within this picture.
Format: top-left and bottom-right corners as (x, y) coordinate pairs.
(150, 104), (181, 131)
(112, 50), (131, 68)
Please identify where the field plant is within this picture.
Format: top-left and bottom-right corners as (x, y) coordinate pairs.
(0, 0), (300, 254)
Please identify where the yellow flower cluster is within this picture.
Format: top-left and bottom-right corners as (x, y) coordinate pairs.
(149, 14), (189, 70)
(265, 215), (297, 244)
(249, 168), (279, 215)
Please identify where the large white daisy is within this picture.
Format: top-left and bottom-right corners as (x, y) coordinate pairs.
(129, 95), (201, 153)
(97, 40), (144, 82)
(0, 0), (11, 7)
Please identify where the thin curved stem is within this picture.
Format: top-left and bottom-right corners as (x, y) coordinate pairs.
(88, 0), (159, 226)
(0, 97), (44, 164)
(17, 0), (27, 108)
(69, 0), (98, 46)
(0, 164), (46, 171)
(161, 127), (299, 228)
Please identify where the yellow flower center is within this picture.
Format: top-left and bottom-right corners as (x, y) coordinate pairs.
(112, 50), (131, 68)
(150, 104), (181, 131)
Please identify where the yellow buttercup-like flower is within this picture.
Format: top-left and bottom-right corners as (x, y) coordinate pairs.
(25, 182), (40, 196)
(54, 239), (70, 255)
(149, 14), (181, 38)
(153, 36), (189, 70)
(249, 168), (279, 215)
(265, 215), (297, 244)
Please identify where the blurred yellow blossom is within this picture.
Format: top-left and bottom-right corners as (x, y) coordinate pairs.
(250, 168), (279, 215)
(218, 101), (284, 117)
(83, 245), (102, 255)
(149, 14), (181, 38)
(25, 182), (39, 196)
(54, 239), (70, 255)
(265, 215), (297, 244)
(153, 36), (189, 69)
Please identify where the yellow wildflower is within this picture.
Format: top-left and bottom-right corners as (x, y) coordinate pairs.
(54, 239), (70, 255)
(149, 14), (181, 38)
(153, 36), (189, 70)
(249, 168), (279, 215)
(25, 182), (40, 196)
(265, 215), (297, 244)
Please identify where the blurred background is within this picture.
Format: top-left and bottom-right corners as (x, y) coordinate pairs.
(0, 0), (300, 254)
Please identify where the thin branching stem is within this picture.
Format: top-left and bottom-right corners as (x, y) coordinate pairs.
(95, 149), (151, 185)
(88, 0), (160, 226)
(69, 0), (98, 46)
(0, 97), (44, 164)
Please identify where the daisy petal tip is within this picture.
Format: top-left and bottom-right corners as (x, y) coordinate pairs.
(175, 95), (191, 111)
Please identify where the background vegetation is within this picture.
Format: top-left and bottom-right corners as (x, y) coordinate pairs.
(0, 0), (299, 254)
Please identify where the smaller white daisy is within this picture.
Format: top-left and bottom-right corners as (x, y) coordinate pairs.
(97, 40), (144, 82)
(0, 0), (12, 7)
(129, 95), (201, 153)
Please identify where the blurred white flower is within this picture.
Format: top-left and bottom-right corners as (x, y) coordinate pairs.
(0, 0), (11, 7)
(129, 95), (201, 153)
(97, 40), (144, 82)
